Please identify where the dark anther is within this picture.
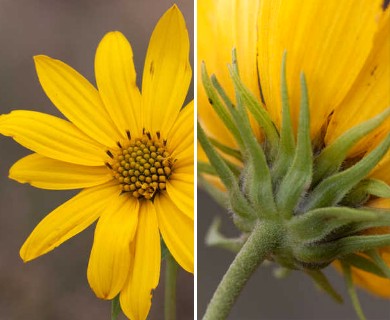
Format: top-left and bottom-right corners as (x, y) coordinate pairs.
(142, 128), (145, 135)
(126, 130), (131, 139)
(117, 141), (122, 148)
(208, 98), (213, 105)
(163, 139), (167, 146)
(146, 132), (152, 140)
(156, 131), (161, 139)
(106, 150), (114, 158)
(105, 162), (113, 169)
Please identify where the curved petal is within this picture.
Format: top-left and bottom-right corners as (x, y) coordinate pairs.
(34, 55), (121, 148)
(87, 195), (139, 300)
(20, 181), (120, 262)
(120, 201), (160, 320)
(95, 31), (142, 138)
(10, 153), (113, 190)
(155, 192), (193, 273)
(142, 5), (191, 135)
(257, 0), (384, 139)
(198, 0), (262, 147)
(325, 9), (390, 155)
(0, 110), (105, 166)
(166, 178), (194, 220)
(168, 100), (193, 157)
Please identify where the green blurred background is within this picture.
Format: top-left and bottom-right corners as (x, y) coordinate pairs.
(0, 1), (193, 319)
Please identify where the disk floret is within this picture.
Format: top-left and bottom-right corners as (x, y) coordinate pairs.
(107, 132), (173, 200)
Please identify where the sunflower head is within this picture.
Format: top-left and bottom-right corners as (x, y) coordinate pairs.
(106, 131), (175, 199)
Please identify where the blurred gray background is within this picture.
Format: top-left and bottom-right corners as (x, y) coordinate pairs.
(0, 1), (193, 319)
(198, 190), (390, 319)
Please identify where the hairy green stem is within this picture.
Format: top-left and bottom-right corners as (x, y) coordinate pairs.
(203, 222), (279, 320)
(165, 253), (179, 320)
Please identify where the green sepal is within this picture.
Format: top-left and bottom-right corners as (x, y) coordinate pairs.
(276, 73), (312, 216)
(205, 217), (245, 253)
(341, 253), (387, 278)
(367, 250), (390, 278)
(297, 233), (390, 264)
(228, 55), (277, 218)
(356, 179), (390, 198)
(228, 49), (279, 158)
(341, 262), (367, 320)
(272, 52), (295, 183)
(210, 74), (237, 120)
(305, 269), (343, 303)
(201, 62), (244, 149)
(198, 175), (229, 209)
(209, 136), (243, 162)
(313, 108), (390, 184)
(342, 178), (390, 206)
(303, 133), (390, 212)
(198, 121), (255, 218)
(111, 295), (122, 320)
(288, 207), (381, 244)
(198, 161), (217, 176)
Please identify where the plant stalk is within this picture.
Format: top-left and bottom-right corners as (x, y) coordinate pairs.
(165, 252), (179, 320)
(203, 222), (279, 320)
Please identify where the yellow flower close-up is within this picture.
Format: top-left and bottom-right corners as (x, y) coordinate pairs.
(0, 5), (193, 320)
(198, 0), (389, 304)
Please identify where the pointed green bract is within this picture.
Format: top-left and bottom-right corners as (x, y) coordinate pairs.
(201, 62), (244, 150)
(209, 137), (242, 161)
(198, 121), (255, 218)
(272, 52), (295, 183)
(367, 250), (390, 278)
(341, 262), (367, 320)
(229, 49), (279, 157)
(206, 217), (244, 253)
(306, 270), (343, 303)
(314, 108), (390, 184)
(303, 134), (390, 211)
(228, 61), (277, 218)
(276, 74), (312, 216)
(342, 254), (387, 278)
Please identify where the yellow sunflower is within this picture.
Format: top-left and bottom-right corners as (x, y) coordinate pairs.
(198, 0), (389, 298)
(0, 5), (193, 320)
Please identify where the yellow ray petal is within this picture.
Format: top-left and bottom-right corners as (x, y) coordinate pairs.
(166, 178), (194, 220)
(325, 9), (390, 155)
(142, 5), (191, 135)
(198, 0), (261, 148)
(34, 55), (121, 148)
(258, 0), (383, 139)
(87, 195), (139, 300)
(95, 31), (142, 138)
(168, 100), (193, 157)
(120, 201), (160, 320)
(155, 192), (193, 273)
(20, 181), (120, 262)
(0, 110), (105, 166)
(10, 153), (112, 190)
(172, 163), (193, 176)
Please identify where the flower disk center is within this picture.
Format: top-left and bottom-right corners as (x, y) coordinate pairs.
(107, 134), (173, 200)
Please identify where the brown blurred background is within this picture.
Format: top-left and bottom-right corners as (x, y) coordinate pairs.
(0, 1), (193, 319)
